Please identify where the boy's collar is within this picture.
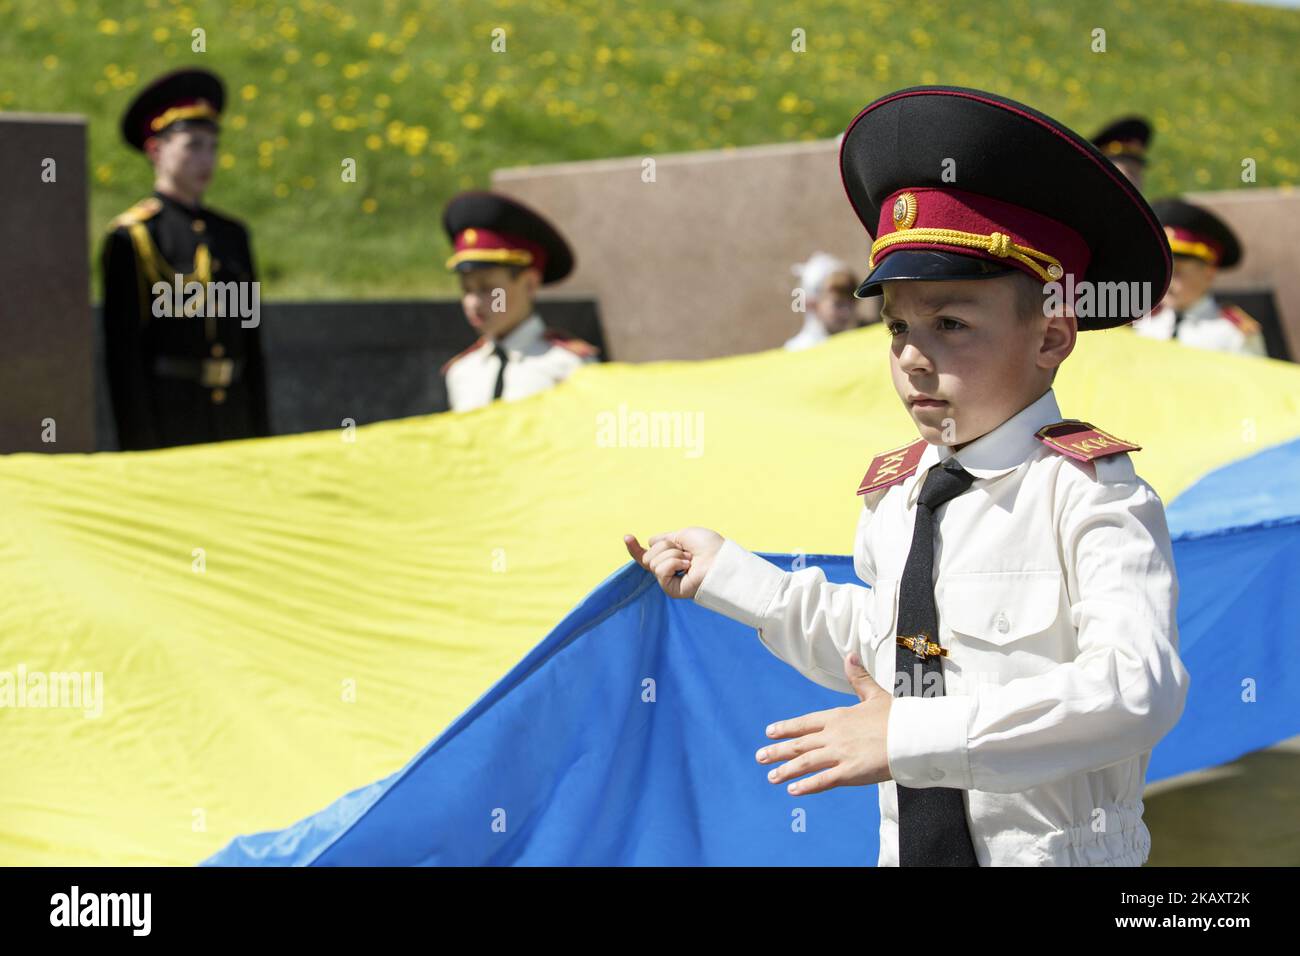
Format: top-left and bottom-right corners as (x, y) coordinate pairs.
(905, 388), (1061, 508)
(1183, 292), (1218, 322)
(495, 312), (545, 352)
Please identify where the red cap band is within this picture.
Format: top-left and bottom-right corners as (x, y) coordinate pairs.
(446, 227), (548, 274)
(873, 186), (1092, 284)
(1163, 225), (1222, 265)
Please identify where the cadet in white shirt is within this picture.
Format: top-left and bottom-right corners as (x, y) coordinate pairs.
(440, 191), (599, 413)
(783, 252), (863, 351)
(1129, 198), (1266, 358)
(624, 86), (1190, 866)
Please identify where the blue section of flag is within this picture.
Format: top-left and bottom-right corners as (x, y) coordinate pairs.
(209, 553), (876, 865)
(1165, 434), (1300, 537)
(205, 439), (1300, 866)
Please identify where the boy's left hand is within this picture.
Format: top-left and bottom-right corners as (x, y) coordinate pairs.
(756, 653), (894, 794)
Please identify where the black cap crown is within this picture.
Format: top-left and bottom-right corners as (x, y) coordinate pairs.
(442, 191), (574, 285)
(121, 68), (225, 152)
(839, 87), (1171, 329)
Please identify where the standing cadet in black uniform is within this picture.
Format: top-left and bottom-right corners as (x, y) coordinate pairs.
(1089, 116), (1152, 192)
(101, 68), (270, 450)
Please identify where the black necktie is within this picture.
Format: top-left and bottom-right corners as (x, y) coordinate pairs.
(1172, 309), (1185, 337)
(492, 343), (508, 400)
(895, 459), (980, 867)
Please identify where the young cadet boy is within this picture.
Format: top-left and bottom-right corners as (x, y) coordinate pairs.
(101, 68), (269, 450)
(625, 87), (1191, 866)
(1129, 198), (1266, 358)
(440, 191), (599, 412)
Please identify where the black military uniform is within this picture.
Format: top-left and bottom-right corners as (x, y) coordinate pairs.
(101, 68), (270, 450)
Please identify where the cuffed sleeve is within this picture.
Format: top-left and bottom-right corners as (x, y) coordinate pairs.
(887, 695), (973, 789)
(693, 537), (787, 627)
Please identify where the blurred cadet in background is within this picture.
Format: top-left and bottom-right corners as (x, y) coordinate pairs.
(1130, 198), (1266, 357)
(1090, 116), (1152, 192)
(783, 251), (865, 351)
(440, 191), (599, 412)
(101, 68), (270, 450)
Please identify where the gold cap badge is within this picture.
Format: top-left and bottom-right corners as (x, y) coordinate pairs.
(892, 192), (918, 230)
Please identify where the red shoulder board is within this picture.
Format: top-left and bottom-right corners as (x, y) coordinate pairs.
(1220, 305), (1261, 335)
(856, 438), (927, 496)
(440, 337), (486, 376)
(1035, 420), (1141, 462)
(543, 327), (600, 358)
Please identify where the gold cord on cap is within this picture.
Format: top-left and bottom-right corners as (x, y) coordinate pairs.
(444, 248), (535, 270)
(869, 228), (1065, 283)
(149, 102), (219, 131)
(1164, 228), (1218, 265)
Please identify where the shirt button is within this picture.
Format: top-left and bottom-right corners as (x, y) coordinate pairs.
(928, 767), (945, 781)
(995, 612), (1010, 634)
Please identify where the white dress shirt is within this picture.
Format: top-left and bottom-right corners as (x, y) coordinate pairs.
(783, 315), (831, 351)
(1130, 293), (1266, 357)
(692, 387), (1191, 866)
(443, 313), (598, 412)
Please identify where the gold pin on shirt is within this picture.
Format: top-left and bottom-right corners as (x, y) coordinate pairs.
(897, 633), (949, 659)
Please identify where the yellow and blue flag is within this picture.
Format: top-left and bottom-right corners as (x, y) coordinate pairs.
(1, 324), (1297, 865)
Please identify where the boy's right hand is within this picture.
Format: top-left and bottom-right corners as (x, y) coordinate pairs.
(623, 528), (724, 600)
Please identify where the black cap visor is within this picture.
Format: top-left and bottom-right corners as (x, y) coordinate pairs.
(854, 250), (1015, 298)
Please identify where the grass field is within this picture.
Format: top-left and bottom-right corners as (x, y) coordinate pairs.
(2, 0), (1298, 299)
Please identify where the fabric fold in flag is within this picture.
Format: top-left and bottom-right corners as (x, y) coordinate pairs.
(206, 554), (880, 865)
